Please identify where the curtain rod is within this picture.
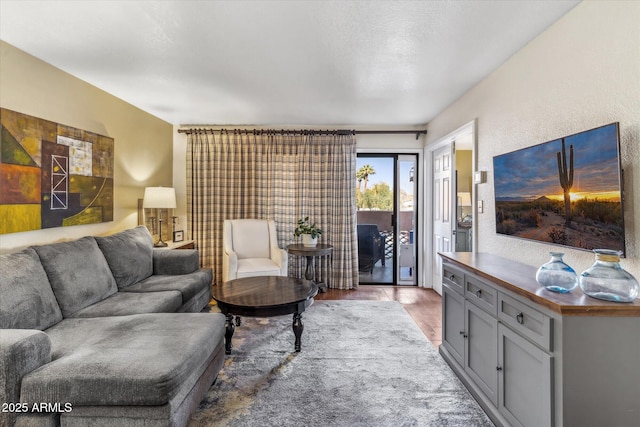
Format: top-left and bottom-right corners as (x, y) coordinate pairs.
(177, 128), (427, 140)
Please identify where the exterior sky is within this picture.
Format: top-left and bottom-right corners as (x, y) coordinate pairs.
(493, 123), (621, 201)
(356, 156), (415, 194)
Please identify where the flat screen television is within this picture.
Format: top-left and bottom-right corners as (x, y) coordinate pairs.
(493, 123), (625, 255)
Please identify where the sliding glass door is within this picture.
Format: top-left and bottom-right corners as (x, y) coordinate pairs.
(356, 154), (418, 285)
(397, 155), (417, 285)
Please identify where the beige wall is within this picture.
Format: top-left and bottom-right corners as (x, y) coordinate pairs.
(0, 41), (174, 253)
(425, 1), (640, 278)
(456, 150), (472, 194)
(356, 132), (425, 151)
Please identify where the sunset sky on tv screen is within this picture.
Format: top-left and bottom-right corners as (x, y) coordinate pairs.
(494, 123), (621, 202)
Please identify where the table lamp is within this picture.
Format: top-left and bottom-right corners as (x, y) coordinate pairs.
(457, 192), (472, 222)
(143, 187), (177, 247)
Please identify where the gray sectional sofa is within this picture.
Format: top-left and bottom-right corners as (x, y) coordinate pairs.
(0, 226), (226, 427)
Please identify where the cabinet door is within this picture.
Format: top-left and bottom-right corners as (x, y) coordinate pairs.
(465, 301), (498, 405)
(455, 228), (469, 252)
(498, 324), (553, 427)
(442, 284), (465, 366)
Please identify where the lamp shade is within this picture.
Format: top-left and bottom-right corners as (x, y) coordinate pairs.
(458, 192), (472, 207)
(143, 187), (176, 209)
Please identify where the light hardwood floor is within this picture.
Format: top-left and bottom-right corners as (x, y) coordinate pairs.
(314, 285), (443, 348)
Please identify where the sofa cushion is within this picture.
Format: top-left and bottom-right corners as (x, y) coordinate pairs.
(0, 248), (63, 330)
(237, 258), (281, 277)
(20, 313), (226, 406)
(33, 237), (118, 317)
(69, 291), (182, 318)
(95, 226), (154, 289)
(121, 269), (212, 304)
(152, 249), (200, 275)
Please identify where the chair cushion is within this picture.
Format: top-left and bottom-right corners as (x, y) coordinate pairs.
(230, 219), (271, 259)
(122, 269), (212, 304)
(69, 291), (182, 318)
(237, 258), (281, 277)
(95, 226), (154, 289)
(0, 248), (63, 330)
(20, 313), (226, 406)
(33, 237), (118, 317)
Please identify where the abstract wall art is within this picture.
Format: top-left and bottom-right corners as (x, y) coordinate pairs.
(0, 108), (114, 234)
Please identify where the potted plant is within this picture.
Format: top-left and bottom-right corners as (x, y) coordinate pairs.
(294, 216), (323, 247)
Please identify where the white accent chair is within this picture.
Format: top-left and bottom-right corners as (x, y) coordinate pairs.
(222, 219), (288, 283)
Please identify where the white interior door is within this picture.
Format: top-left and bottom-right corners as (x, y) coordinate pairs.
(432, 143), (455, 294)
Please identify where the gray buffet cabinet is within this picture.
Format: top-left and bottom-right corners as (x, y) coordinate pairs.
(439, 252), (640, 427)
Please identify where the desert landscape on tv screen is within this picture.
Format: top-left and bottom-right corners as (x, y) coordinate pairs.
(493, 123), (624, 254)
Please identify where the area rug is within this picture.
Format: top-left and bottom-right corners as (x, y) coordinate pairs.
(190, 300), (494, 427)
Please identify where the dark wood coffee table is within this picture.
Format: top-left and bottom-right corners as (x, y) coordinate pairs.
(212, 276), (318, 354)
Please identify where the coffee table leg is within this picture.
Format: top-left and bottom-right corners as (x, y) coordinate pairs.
(224, 314), (235, 354)
(292, 312), (304, 352)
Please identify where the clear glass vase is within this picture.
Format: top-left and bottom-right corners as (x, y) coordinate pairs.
(579, 249), (639, 303)
(535, 252), (578, 293)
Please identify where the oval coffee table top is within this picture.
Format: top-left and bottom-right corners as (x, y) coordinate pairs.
(213, 276), (318, 310)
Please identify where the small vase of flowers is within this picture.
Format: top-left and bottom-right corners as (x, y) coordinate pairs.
(293, 216), (322, 247)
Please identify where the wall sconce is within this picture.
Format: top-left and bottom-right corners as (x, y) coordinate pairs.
(143, 187), (176, 247)
(473, 171), (487, 184)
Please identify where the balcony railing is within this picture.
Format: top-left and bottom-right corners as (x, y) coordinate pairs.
(380, 230), (411, 259)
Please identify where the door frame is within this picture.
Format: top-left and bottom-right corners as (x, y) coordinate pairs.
(356, 149), (422, 286)
(423, 120), (477, 293)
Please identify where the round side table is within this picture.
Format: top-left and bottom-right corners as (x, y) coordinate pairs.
(287, 243), (333, 292)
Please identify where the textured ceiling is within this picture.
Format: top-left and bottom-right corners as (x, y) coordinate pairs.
(0, 0), (580, 126)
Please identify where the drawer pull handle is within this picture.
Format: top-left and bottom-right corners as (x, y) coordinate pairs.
(496, 366), (503, 371)
(475, 289), (482, 298)
(516, 312), (524, 324)
(449, 274), (456, 281)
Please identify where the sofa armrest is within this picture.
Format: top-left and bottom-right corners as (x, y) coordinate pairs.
(0, 330), (51, 426)
(152, 249), (199, 275)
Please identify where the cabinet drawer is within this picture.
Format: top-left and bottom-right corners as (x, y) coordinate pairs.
(465, 275), (498, 316)
(498, 293), (553, 351)
(443, 263), (465, 295)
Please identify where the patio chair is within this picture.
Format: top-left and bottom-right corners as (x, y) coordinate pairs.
(357, 224), (386, 273)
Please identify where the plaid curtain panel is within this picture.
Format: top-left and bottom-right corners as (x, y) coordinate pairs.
(186, 130), (359, 289)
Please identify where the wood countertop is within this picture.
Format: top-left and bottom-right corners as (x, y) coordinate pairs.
(439, 252), (640, 317)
